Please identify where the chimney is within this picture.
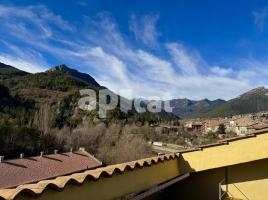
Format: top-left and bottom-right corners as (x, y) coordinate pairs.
(54, 149), (58, 154)
(40, 151), (44, 157)
(0, 156), (4, 163)
(20, 153), (24, 159)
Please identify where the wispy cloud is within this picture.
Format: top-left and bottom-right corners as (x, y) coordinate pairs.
(77, 1), (88, 7)
(130, 14), (160, 48)
(166, 43), (200, 76)
(0, 4), (74, 72)
(253, 7), (268, 31)
(0, 4), (267, 100)
(0, 40), (49, 72)
(211, 66), (233, 76)
(0, 54), (47, 73)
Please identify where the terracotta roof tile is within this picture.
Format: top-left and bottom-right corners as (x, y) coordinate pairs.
(206, 119), (220, 127)
(2, 129), (268, 200)
(0, 150), (102, 189)
(0, 154), (178, 200)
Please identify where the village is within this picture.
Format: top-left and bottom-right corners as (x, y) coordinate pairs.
(149, 112), (268, 154)
(182, 112), (268, 135)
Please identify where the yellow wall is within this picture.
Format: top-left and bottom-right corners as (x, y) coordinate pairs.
(180, 133), (268, 173)
(15, 159), (180, 200)
(7, 132), (268, 200)
(162, 167), (225, 200)
(161, 158), (268, 200)
(226, 158), (268, 200)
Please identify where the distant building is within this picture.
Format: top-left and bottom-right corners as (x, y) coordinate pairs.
(223, 120), (235, 133)
(184, 122), (203, 132)
(232, 117), (257, 135)
(0, 149), (102, 189)
(159, 125), (179, 134)
(222, 116), (268, 135)
(4, 129), (268, 200)
(204, 119), (220, 133)
(248, 122), (268, 133)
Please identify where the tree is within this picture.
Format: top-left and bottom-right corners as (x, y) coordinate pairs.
(0, 84), (9, 98)
(218, 123), (226, 134)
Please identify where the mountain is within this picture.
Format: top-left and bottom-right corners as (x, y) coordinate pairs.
(0, 62), (176, 162)
(0, 63), (93, 131)
(166, 87), (268, 118)
(0, 62), (29, 79)
(47, 64), (100, 89)
(168, 98), (226, 118)
(2, 61), (267, 120)
(199, 87), (268, 118)
(238, 86), (267, 98)
(0, 62), (177, 127)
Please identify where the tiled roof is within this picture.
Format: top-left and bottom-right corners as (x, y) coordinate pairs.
(206, 119), (220, 127)
(0, 154), (178, 200)
(233, 117), (256, 127)
(1, 129), (268, 200)
(0, 150), (102, 189)
(248, 122), (268, 130)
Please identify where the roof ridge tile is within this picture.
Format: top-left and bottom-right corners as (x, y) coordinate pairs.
(0, 154), (179, 200)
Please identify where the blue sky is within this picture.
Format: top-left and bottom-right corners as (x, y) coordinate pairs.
(0, 0), (268, 100)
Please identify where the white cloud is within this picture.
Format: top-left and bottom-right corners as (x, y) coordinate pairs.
(236, 58), (268, 86)
(0, 54), (47, 73)
(0, 40), (49, 73)
(211, 66), (233, 76)
(0, 4), (267, 100)
(130, 14), (160, 48)
(166, 43), (199, 76)
(135, 50), (177, 84)
(79, 47), (130, 85)
(0, 5), (74, 40)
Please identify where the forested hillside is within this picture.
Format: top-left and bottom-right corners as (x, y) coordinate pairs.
(168, 98), (226, 117)
(193, 87), (268, 118)
(0, 62), (177, 163)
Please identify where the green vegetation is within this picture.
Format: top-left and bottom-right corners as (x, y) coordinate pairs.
(3, 71), (87, 92)
(0, 63), (29, 79)
(0, 64), (177, 162)
(218, 124), (226, 134)
(185, 88), (268, 118)
(201, 93), (268, 118)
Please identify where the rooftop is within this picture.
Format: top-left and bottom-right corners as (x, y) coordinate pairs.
(1, 129), (268, 199)
(0, 150), (102, 189)
(206, 119), (221, 127)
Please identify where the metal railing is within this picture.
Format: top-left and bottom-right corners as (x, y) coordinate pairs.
(219, 179), (228, 200)
(219, 179), (250, 200)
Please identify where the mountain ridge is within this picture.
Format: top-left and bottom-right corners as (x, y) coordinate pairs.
(1, 61), (268, 119)
(191, 86), (268, 118)
(0, 62), (29, 79)
(167, 98), (226, 118)
(47, 64), (101, 89)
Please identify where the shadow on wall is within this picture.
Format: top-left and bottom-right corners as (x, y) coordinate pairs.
(146, 157), (268, 200)
(228, 158), (268, 184)
(163, 167), (226, 200)
(226, 158), (268, 200)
